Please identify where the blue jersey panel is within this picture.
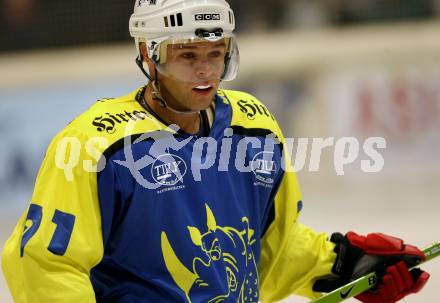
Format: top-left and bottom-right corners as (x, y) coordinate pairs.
(91, 96), (284, 303)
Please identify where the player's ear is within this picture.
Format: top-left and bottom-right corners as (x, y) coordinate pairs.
(139, 42), (156, 77)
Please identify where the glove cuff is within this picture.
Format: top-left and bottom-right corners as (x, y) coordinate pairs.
(312, 233), (364, 293)
(330, 232), (365, 280)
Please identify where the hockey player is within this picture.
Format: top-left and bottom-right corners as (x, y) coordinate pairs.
(2, 1), (430, 302)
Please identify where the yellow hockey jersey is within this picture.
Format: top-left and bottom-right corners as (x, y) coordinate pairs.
(2, 87), (336, 302)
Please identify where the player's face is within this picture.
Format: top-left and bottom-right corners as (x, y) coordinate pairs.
(156, 41), (226, 112)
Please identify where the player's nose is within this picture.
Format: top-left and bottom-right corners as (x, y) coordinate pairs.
(194, 60), (215, 79)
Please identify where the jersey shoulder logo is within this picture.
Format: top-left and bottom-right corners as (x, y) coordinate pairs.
(91, 110), (151, 134)
(237, 99), (275, 121)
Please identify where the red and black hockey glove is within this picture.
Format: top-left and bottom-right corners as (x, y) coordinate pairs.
(313, 232), (430, 303)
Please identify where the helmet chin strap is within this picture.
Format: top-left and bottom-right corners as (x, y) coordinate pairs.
(135, 56), (200, 116)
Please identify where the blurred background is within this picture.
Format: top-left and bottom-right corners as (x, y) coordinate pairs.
(1, 0), (439, 302)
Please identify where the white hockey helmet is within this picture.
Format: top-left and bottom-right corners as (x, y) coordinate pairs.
(129, 0), (239, 82)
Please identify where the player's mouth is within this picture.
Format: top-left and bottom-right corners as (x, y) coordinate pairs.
(192, 84), (214, 96)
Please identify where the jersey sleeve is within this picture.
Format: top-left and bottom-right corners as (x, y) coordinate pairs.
(258, 134), (337, 302)
(1, 128), (104, 302)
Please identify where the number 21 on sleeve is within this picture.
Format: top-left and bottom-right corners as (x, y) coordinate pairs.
(20, 204), (76, 257)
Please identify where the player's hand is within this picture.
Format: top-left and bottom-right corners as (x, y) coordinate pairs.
(313, 232), (430, 303)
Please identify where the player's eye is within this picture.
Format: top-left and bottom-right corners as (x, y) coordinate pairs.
(209, 51), (224, 58)
(180, 52), (196, 60)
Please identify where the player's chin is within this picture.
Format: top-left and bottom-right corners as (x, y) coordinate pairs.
(190, 88), (216, 109)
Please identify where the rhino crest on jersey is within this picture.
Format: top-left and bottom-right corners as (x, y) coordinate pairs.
(161, 204), (259, 303)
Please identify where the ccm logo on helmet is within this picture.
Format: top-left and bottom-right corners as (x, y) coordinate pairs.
(194, 13), (221, 21)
